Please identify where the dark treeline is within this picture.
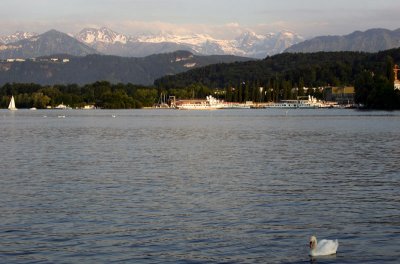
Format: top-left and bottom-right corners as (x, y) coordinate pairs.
(155, 49), (400, 109)
(0, 81), (158, 109)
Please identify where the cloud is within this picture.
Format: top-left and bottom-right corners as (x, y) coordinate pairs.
(0, 18), (252, 39)
(1, 0), (400, 39)
(104, 21), (256, 39)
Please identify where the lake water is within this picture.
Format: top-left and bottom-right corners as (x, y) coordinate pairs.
(0, 109), (399, 264)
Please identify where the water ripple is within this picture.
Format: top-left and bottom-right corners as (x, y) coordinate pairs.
(0, 109), (399, 263)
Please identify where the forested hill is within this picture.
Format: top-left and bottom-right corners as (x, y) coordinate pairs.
(155, 49), (400, 89)
(155, 49), (400, 109)
(0, 50), (251, 86)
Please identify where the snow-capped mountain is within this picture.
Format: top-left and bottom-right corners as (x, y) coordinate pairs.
(0, 31), (37, 44)
(136, 32), (216, 46)
(76, 27), (128, 45)
(134, 30), (304, 58)
(76, 28), (194, 57)
(235, 31), (269, 50)
(0, 27), (304, 59)
(76, 27), (304, 58)
(0, 30), (98, 59)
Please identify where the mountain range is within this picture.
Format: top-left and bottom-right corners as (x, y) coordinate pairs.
(2, 27), (400, 61)
(75, 27), (304, 58)
(1, 27), (400, 87)
(0, 50), (251, 86)
(0, 30), (98, 59)
(0, 31), (37, 44)
(285, 28), (400, 53)
(0, 27), (304, 59)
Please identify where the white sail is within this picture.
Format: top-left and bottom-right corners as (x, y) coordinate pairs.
(8, 96), (17, 111)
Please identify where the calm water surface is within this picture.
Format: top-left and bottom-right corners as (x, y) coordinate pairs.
(0, 109), (399, 263)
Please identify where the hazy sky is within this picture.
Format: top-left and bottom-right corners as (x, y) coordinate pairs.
(1, 0), (399, 38)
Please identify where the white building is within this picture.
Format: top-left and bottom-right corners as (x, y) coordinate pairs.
(395, 81), (400, 90)
(394, 65), (400, 90)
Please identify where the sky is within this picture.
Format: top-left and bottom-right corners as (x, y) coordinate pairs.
(1, 0), (399, 38)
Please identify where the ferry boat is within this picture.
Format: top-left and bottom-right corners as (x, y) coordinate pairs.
(265, 96), (324, 109)
(176, 95), (226, 110)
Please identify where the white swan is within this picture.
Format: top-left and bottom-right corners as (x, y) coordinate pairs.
(309, 235), (339, 257)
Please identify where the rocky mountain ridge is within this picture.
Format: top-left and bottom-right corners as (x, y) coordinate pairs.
(76, 27), (304, 58)
(0, 27), (304, 59)
(0, 31), (37, 44)
(285, 28), (400, 53)
(0, 30), (98, 59)
(2, 27), (400, 60)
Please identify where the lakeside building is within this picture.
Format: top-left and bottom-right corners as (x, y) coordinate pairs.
(323, 86), (355, 105)
(394, 64), (400, 90)
(1, 57), (70, 63)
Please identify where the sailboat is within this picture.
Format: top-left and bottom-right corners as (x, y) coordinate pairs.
(8, 95), (17, 111)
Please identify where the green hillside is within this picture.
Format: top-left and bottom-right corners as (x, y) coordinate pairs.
(0, 51), (251, 86)
(155, 49), (400, 109)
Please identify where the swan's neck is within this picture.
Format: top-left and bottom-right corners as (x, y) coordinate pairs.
(310, 237), (317, 249)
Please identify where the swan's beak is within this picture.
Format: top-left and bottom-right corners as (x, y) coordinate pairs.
(309, 241), (312, 248)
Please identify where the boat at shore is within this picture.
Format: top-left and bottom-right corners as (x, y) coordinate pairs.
(265, 96), (329, 109)
(167, 95), (339, 110)
(175, 95), (225, 110)
(175, 95), (250, 110)
(54, 103), (72, 110)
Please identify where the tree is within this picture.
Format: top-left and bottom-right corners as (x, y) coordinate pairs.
(354, 71), (374, 105)
(133, 88), (158, 107)
(32, 93), (51, 109)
